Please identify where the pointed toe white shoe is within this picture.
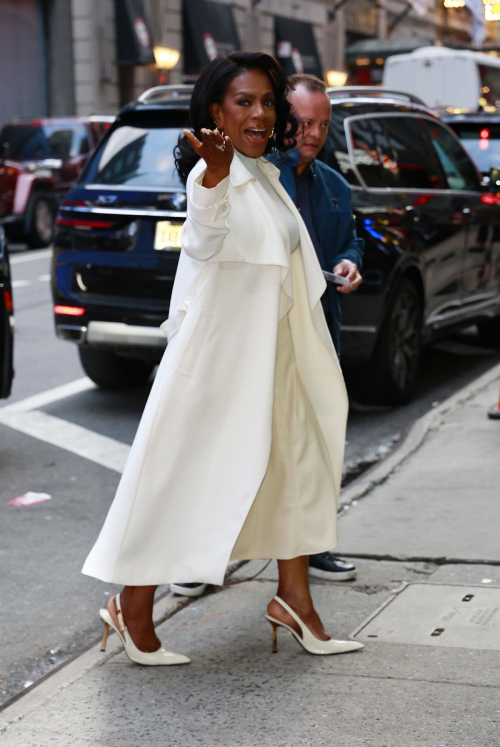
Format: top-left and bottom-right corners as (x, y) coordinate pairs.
(100, 593), (190, 666)
(265, 596), (364, 656)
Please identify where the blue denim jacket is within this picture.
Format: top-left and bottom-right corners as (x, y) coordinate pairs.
(270, 150), (364, 351)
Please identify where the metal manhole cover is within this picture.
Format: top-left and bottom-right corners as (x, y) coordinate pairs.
(352, 583), (500, 650)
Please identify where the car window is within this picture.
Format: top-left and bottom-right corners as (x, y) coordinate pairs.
(80, 123), (185, 189)
(347, 118), (385, 188)
(0, 123), (89, 160)
(422, 120), (479, 190)
(373, 116), (446, 190)
(320, 108), (360, 185)
(447, 121), (500, 174)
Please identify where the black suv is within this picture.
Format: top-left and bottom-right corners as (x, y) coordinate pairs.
(52, 86), (500, 404)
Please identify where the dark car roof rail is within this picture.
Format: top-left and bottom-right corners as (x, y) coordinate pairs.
(137, 85), (195, 105)
(327, 86), (426, 107)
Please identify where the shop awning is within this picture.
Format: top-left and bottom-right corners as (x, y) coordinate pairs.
(346, 36), (434, 64)
(274, 16), (323, 78)
(116, 0), (156, 65)
(183, 0), (241, 75)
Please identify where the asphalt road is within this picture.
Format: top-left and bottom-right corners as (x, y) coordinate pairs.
(1, 244), (499, 706)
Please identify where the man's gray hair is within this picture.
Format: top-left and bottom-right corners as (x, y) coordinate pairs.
(288, 74), (326, 94)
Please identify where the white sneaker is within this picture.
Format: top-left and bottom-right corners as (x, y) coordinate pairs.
(170, 582), (207, 597)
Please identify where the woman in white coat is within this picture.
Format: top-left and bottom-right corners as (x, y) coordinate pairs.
(83, 52), (363, 664)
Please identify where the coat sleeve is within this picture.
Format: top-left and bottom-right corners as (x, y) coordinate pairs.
(181, 167), (231, 261)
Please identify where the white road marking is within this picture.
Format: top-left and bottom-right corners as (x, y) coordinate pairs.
(12, 280), (31, 288)
(0, 410), (129, 473)
(37, 274), (51, 282)
(0, 377), (129, 473)
(1, 377), (95, 413)
(10, 249), (52, 265)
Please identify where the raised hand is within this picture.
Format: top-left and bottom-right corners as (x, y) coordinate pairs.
(182, 127), (233, 188)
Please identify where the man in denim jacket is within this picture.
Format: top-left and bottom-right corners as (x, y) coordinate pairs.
(273, 74), (364, 583)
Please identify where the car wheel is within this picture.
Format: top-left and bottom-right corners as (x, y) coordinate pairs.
(350, 278), (423, 406)
(477, 317), (500, 349)
(26, 196), (54, 248)
(79, 347), (155, 389)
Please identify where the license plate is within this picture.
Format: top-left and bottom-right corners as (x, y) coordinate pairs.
(154, 221), (183, 251)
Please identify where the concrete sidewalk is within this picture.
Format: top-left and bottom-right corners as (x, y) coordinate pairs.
(2, 373), (500, 747)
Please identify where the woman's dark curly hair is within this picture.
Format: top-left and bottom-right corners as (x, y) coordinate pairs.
(175, 52), (298, 184)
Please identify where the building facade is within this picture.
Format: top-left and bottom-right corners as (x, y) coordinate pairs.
(0, 0), (499, 127)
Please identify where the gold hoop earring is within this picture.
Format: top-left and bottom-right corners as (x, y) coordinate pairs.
(270, 127), (275, 137)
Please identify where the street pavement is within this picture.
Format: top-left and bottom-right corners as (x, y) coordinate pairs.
(1, 339), (499, 745)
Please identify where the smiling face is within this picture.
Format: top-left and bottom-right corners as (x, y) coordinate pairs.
(210, 68), (277, 158)
(288, 84), (331, 168)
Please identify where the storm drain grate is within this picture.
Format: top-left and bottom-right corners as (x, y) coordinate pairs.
(352, 583), (500, 650)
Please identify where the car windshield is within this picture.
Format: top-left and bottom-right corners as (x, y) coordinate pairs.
(448, 121), (500, 173)
(0, 123), (88, 160)
(80, 122), (185, 189)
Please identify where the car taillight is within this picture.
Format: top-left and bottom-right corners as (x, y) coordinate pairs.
(55, 214), (113, 229)
(61, 200), (88, 207)
(479, 128), (490, 151)
(54, 305), (85, 316)
(480, 193), (500, 205)
(4, 290), (13, 312)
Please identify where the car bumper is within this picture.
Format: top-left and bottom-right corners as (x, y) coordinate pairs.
(56, 320), (167, 349)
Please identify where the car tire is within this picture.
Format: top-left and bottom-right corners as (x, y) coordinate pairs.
(78, 347), (155, 389)
(26, 195), (54, 249)
(476, 317), (500, 349)
(351, 277), (423, 406)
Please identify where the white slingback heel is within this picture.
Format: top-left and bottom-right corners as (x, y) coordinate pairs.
(100, 593), (190, 666)
(265, 595), (364, 655)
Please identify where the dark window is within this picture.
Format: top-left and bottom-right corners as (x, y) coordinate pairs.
(320, 108), (359, 185)
(448, 121), (500, 174)
(376, 116), (445, 190)
(422, 120), (479, 190)
(347, 118), (385, 188)
(80, 123), (186, 189)
(0, 123), (89, 160)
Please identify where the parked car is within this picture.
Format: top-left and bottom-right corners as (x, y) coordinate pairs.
(51, 86), (500, 404)
(0, 226), (14, 398)
(0, 116), (114, 248)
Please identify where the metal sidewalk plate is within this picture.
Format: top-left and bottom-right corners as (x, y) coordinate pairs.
(353, 583), (500, 650)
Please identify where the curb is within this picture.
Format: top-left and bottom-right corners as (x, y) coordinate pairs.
(338, 361), (500, 512)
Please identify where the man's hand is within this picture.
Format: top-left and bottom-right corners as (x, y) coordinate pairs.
(332, 259), (362, 294)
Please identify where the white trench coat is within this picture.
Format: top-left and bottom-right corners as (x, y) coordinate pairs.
(82, 152), (348, 586)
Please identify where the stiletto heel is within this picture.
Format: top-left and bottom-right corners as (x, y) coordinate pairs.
(271, 622), (278, 653)
(99, 593), (190, 666)
(100, 622), (110, 652)
(265, 596), (364, 656)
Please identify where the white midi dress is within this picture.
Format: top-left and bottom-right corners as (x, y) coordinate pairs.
(230, 154), (336, 561)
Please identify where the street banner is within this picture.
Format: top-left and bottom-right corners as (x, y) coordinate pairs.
(464, 0), (487, 47)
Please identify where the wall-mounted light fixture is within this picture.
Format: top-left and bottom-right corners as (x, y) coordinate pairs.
(326, 70), (348, 86)
(153, 47), (181, 70)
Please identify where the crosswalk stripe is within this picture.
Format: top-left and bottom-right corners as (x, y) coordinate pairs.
(0, 377), (129, 473)
(0, 409), (129, 473)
